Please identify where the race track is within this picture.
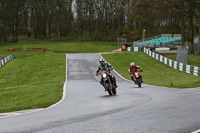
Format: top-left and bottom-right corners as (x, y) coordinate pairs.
(0, 53), (200, 133)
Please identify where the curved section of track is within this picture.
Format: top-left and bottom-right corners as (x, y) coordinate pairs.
(0, 53), (200, 133)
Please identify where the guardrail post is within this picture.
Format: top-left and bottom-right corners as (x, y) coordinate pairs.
(190, 66), (194, 75)
(171, 60), (174, 68)
(177, 62), (180, 70)
(183, 64), (186, 73)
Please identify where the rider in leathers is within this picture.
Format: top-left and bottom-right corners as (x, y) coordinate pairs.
(128, 62), (143, 83)
(96, 58), (118, 88)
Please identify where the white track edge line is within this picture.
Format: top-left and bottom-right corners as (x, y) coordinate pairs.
(47, 53), (68, 109)
(191, 129), (200, 133)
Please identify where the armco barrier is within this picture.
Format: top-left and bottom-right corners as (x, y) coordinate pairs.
(114, 47), (144, 52)
(126, 47), (144, 52)
(0, 55), (15, 68)
(144, 47), (200, 76)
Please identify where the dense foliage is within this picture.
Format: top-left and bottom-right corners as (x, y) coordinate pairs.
(0, 0), (199, 45)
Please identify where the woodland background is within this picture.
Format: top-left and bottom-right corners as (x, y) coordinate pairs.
(0, 0), (199, 47)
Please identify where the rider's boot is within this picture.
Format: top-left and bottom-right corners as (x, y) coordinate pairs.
(114, 82), (118, 88)
(113, 77), (118, 88)
(131, 76), (137, 84)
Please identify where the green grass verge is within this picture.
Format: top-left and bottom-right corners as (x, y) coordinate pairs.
(0, 52), (65, 88)
(102, 52), (200, 88)
(0, 51), (65, 113)
(0, 41), (118, 54)
(165, 54), (200, 67)
(0, 83), (63, 113)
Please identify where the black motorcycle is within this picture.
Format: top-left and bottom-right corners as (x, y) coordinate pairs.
(98, 71), (117, 95)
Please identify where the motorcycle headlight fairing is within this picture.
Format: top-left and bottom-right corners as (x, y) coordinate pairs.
(103, 73), (107, 78)
(135, 73), (139, 77)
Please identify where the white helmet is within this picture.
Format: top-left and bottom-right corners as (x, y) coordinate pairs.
(99, 58), (105, 65)
(130, 62), (135, 67)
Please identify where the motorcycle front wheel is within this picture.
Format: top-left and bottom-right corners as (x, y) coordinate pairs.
(136, 78), (141, 88)
(105, 83), (113, 95)
(112, 88), (117, 95)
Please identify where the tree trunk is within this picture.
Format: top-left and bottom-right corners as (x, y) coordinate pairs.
(57, 22), (60, 40)
(3, 22), (7, 42)
(198, 26), (200, 54)
(181, 17), (185, 46)
(188, 0), (194, 54)
(46, 20), (49, 39)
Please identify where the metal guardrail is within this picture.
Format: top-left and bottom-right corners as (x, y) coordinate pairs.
(0, 55), (16, 68)
(144, 47), (200, 76)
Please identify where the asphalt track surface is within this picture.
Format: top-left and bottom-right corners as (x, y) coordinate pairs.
(0, 53), (200, 133)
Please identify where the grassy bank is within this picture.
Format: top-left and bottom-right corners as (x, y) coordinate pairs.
(102, 52), (200, 88)
(0, 52), (65, 88)
(0, 83), (63, 113)
(0, 51), (65, 113)
(165, 54), (200, 67)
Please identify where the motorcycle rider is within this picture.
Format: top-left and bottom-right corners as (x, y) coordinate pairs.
(96, 58), (118, 88)
(128, 62), (143, 83)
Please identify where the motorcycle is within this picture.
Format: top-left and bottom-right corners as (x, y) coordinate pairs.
(98, 70), (117, 95)
(130, 70), (143, 87)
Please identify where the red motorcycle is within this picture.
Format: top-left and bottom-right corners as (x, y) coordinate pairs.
(129, 70), (143, 87)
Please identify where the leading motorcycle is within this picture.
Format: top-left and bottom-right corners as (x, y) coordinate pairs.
(98, 70), (117, 95)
